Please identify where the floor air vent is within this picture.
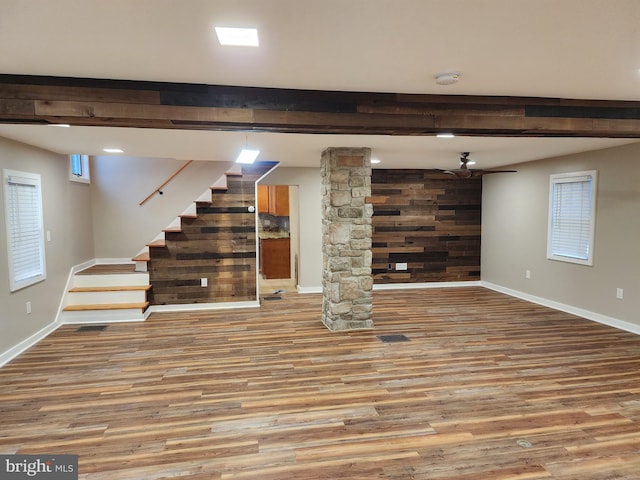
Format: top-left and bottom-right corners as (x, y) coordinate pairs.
(262, 296), (282, 301)
(377, 334), (409, 343)
(76, 325), (108, 332)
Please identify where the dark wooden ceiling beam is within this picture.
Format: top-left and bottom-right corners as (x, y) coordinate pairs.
(1, 74), (640, 137)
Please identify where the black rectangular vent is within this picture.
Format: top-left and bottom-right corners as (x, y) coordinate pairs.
(76, 325), (108, 332)
(377, 334), (409, 343)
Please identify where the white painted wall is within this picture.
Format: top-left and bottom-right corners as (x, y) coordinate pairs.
(0, 137), (94, 361)
(482, 142), (640, 327)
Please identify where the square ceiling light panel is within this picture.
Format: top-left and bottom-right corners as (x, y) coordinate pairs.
(215, 27), (259, 47)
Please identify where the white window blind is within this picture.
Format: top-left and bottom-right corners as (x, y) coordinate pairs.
(547, 170), (597, 266)
(3, 169), (47, 291)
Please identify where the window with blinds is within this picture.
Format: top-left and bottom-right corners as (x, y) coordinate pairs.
(3, 169), (47, 291)
(547, 170), (597, 266)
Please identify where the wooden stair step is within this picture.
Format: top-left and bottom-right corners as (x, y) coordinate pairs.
(179, 213), (197, 219)
(147, 239), (166, 247)
(63, 302), (150, 312)
(78, 264), (137, 275)
(132, 252), (150, 262)
(162, 226), (182, 233)
(69, 285), (151, 293)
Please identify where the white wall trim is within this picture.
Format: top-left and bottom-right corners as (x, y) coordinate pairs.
(95, 257), (135, 265)
(0, 321), (60, 368)
(373, 281), (482, 290)
(150, 300), (260, 313)
(296, 281), (483, 294)
(482, 281), (640, 336)
(297, 285), (322, 294)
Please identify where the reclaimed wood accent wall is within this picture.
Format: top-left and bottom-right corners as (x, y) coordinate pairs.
(371, 170), (482, 283)
(148, 163), (274, 305)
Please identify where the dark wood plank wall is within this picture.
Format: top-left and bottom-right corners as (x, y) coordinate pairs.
(3, 75), (640, 137)
(371, 170), (482, 283)
(148, 164), (273, 305)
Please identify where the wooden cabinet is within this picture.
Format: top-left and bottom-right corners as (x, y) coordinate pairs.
(258, 185), (289, 216)
(260, 238), (291, 279)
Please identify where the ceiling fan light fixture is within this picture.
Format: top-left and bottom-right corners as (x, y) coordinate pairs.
(435, 72), (461, 85)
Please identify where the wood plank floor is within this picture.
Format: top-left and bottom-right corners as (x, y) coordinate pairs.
(2, 287), (640, 479)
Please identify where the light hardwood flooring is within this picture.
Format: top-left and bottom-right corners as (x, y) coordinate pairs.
(2, 287), (640, 479)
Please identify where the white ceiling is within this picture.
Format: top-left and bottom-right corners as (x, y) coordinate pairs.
(0, 0), (639, 169)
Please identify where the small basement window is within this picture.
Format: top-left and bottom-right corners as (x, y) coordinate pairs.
(547, 170), (597, 266)
(69, 154), (90, 183)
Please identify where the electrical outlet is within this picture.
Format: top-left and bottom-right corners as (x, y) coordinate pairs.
(201, 278), (208, 287)
(616, 288), (624, 300)
(26, 301), (31, 314)
(525, 269), (531, 279)
(396, 262), (408, 271)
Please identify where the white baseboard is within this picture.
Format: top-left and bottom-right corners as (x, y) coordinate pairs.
(0, 321), (60, 368)
(482, 281), (640, 336)
(297, 285), (322, 294)
(150, 300), (260, 313)
(296, 281), (482, 294)
(374, 281), (482, 290)
(95, 257), (135, 265)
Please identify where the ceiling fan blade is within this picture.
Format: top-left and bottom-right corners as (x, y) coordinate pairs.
(476, 169), (518, 174)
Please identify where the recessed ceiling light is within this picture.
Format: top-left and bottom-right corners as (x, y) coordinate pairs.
(371, 159), (381, 164)
(215, 26), (259, 47)
(437, 133), (455, 138)
(236, 148), (260, 164)
(435, 72), (461, 85)
(103, 148), (124, 153)
(49, 123), (70, 128)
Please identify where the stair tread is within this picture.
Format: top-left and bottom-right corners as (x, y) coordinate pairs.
(162, 227), (182, 232)
(132, 253), (150, 262)
(69, 285), (151, 293)
(63, 302), (150, 312)
(147, 239), (166, 247)
(78, 264), (138, 275)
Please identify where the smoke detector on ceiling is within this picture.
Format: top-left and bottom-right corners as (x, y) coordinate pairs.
(435, 72), (461, 85)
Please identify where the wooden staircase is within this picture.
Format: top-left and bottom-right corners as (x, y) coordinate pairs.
(61, 263), (151, 323)
(140, 161), (278, 306)
(60, 161), (278, 323)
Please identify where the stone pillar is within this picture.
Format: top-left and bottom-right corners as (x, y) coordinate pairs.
(321, 147), (374, 331)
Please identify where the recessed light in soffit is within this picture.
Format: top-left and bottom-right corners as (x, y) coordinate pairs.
(236, 148), (260, 164)
(215, 26), (259, 47)
(435, 72), (461, 85)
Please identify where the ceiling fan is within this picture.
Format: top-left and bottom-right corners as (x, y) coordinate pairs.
(439, 152), (517, 178)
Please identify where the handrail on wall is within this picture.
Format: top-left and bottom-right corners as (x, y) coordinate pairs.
(139, 160), (193, 206)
